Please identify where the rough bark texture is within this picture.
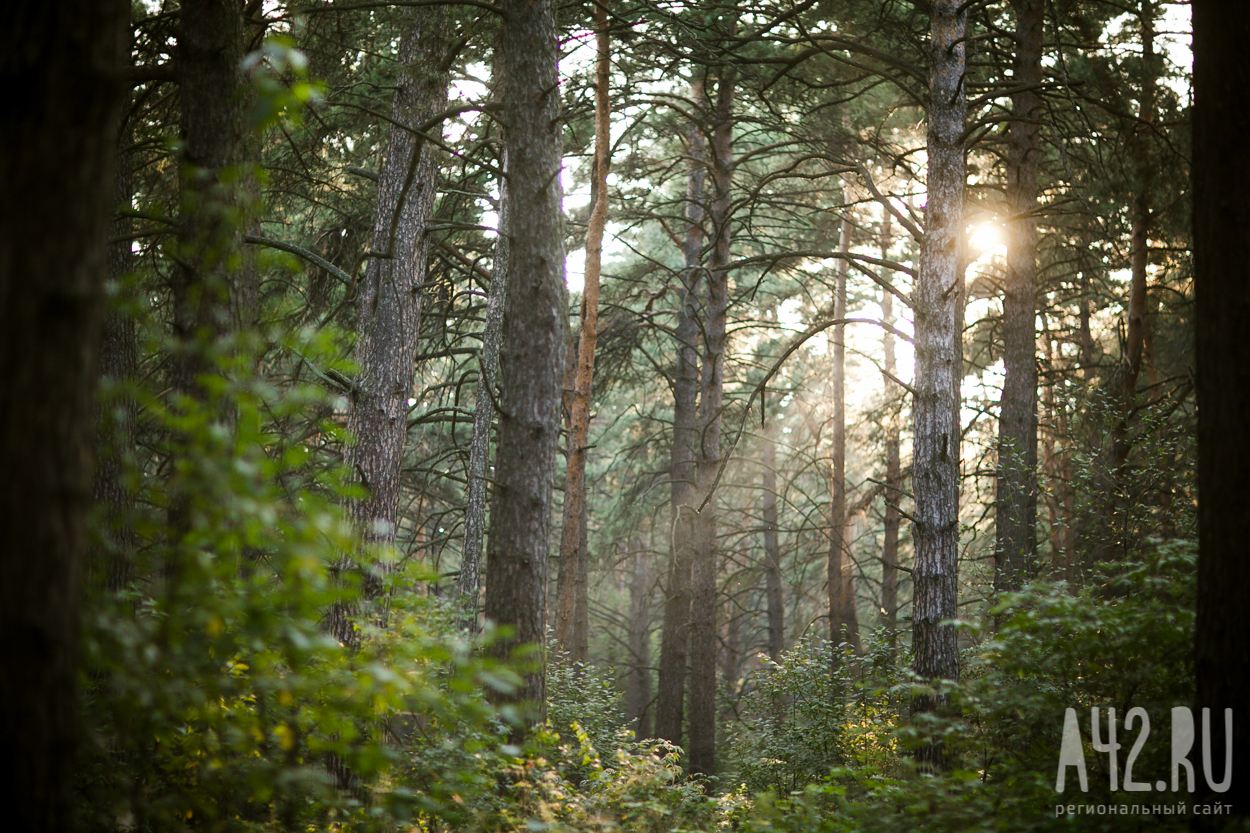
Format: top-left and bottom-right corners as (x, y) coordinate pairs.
(0, 2), (127, 828)
(555, 2), (610, 662)
(484, 0), (567, 717)
(911, 0), (967, 768)
(829, 215), (861, 656)
(1192, 0), (1250, 821)
(171, 0), (247, 400)
(762, 434), (785, 662)
(994, 0), (1042, 595)
(879, 215), (902, 638)
(461, 144), (508, 631)
(688, 69), (735, 778)
(654, 79), (707, 747)
(94, 130), (140, 595)
(342, 6), (448, 604)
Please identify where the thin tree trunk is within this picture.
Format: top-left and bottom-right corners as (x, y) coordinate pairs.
(0, 2), (127, 827)
(994, 0), (1042, 595)
(1077, 260), (1096, 381)
(879, 214), (902, 639)
(829, 215), (861, 656)
(1040, 315), (1062, 570)
(485, 0), (567, 722)
(688, 68), (734, 778)
(461, 144), (509, 631)
(1112, 1), (1157, 476)
(1104, 2), (1157, 564)
(625, 545), (653, 740)
(330, 8), (449, 647)
(654, 78), (707, 748)
(762, 433), (785, 662)
(911, 0), (968, 770)
(1192, 0), (1250, 820)
(555, 0), (611, 662)
(94, 126), (139, 596)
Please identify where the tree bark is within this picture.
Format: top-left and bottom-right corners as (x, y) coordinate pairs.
(625, 545), (653, 740)
(555, 0), (611, 663)
(484, 0), (567, 720)
(1109, 0), (1158, 480)
(460, 144), (508, 632)
(879, 214), (902, 639)
(994, 0), (1042, 595)
(762, 433), (785, 662)
(460, 60), (515, 632)
(829, 215), (861, 656)
(911, 0), (967, 769)
(655, 78), (707, 748)
(688, 68), (734, 778)
(171, 0), (247, 401)
(330, 8), (449, 645)
(1192, 0), (1250, 821)
(94, 123), (139, 596)
(0, 2), (127, 828)
(1102, 2), (1158, 564)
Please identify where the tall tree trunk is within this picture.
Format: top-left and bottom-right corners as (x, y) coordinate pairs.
(0, 2), (127, 828)
(762, 433), (785, 662)
(625, 545), (653, 740)
(94, 122), (139, 596)
(555, 1), (611, 662)
(1192, 0), (1250, 821)
(654, 78), (707, 748)
(171, 0), (247, 401)
(994, 0), (1042, 595)
(485, 0), (567, 721)
(911, 0), (967, 769)
(332, 9), (449, 643)
(688, 68), (734, 778)
(1103, 2), (1157, 563)
(461, 145), (510, 631)
(829, 215), (861, 656)
(1077, 257), (1096, 380)
(879, 214), (902, 639)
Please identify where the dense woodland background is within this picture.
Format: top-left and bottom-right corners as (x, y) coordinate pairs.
(2, 0), (1249, 830)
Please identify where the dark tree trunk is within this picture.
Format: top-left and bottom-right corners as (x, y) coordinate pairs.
(484, 0), (567, 720)
(829, 215), (861, 656)
(1109, 1), (1158, 503)
(994, 0), (1042, 595)
(688, 69), (734, 778)
(94, 128), (139, 595)
(171, 0), (247, 400)
(1192, 0), (1250, 821)
(762, 434), (785, 662)
(0, 2), (127, 828)
(555, 1), (610, 662)
(337, 8), (449, 634)
(911, 0), (967, 769)
(1094, 3), (1159, 567)
(655, 78), (707, 748)
(879, 215), (902, 639)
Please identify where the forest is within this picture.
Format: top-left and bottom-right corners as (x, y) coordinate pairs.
(2, 0), (1248, 830)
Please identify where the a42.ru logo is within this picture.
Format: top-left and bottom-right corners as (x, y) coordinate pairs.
(1055, 707), (1232, 793)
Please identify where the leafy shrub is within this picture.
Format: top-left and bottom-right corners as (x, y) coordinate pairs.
(77, 324), (524, 832)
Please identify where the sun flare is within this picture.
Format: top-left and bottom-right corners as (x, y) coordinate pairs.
(970, 222), (1006, 255)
